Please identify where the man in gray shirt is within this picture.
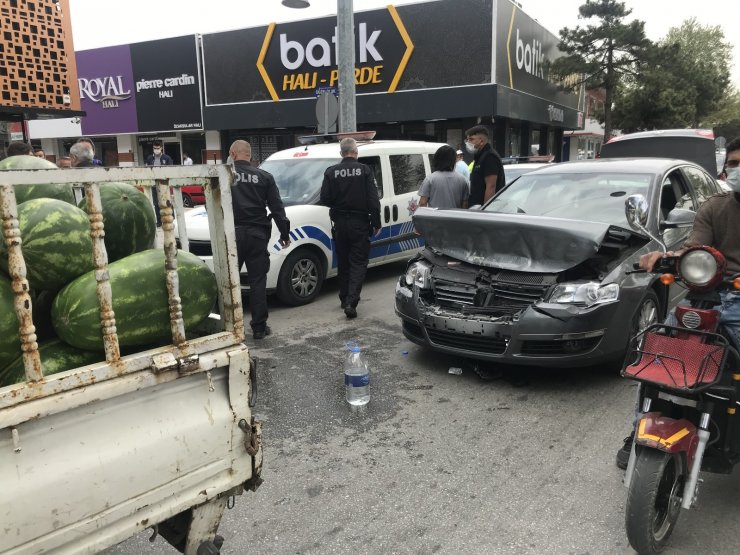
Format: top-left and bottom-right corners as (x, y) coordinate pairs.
(419, 145), (469, 209)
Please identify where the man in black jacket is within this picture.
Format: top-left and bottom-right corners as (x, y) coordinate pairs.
(465, 125), (505, 206)
(320, 137), (381, 319)
(229, 140), (291, 339)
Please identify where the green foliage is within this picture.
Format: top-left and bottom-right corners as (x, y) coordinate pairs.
(612, 18), (731, 131)
(708, 89), (740, 141)
(551, 0), (652, 140)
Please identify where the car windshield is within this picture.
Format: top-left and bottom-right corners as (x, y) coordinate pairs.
(485, 171), (654, 228)
(504, 165), (546, 184)
(260, 158), (340, 206)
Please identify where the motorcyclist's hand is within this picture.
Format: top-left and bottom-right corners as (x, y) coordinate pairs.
(280, 238), (291, 248)
(639, 251), (664, 272)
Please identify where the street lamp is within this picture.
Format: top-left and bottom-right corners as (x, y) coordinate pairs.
(281, 0), (356, 132)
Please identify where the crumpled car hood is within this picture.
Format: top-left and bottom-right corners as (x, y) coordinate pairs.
(413, 207), (612, 273)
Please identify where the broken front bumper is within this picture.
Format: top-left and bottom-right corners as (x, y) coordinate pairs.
(395, 278), (632, 368)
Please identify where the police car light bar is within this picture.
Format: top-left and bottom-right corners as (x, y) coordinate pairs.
(297, 130), (377, 146)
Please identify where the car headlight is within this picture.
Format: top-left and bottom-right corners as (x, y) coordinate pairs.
(549, 282), (619, 307)
(404, 261), (432, 289)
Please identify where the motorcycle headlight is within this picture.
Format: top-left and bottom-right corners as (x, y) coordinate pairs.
(404, 261), (432, 289)
(678, 248), (725, 290)
(549, 282), (619, 307)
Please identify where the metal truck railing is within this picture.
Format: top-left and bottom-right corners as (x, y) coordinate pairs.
(0, 164), (244, 423)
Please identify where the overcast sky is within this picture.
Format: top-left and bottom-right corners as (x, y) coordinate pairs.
(67, 0), (739, 86)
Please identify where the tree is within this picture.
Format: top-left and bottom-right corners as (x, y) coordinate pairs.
(707, 89), (740, 141)
(612, 18), (731, 131)
(551, 0), (652, 141)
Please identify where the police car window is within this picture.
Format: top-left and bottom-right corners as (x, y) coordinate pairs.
(358, 156), (383, 199)
(260, 158), (339, 206)
(390, 154), (426, 195)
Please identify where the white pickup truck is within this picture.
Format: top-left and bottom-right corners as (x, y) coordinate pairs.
(0, 164), (261, 554)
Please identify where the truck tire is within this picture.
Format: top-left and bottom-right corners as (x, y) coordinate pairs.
(276, 249), (324, 306)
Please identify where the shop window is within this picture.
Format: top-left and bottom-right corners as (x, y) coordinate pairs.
(390, 154), (426, 195)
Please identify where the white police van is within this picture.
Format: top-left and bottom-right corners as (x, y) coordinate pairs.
(182, 132), (445, 305)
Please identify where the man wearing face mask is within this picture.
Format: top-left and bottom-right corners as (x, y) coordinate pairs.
(615, 137), (740, 469)
(145, 140), (174, 227)
(464, 125), (505, 206)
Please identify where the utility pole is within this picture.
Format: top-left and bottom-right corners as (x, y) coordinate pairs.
(283, 0), (357, 132)
(336, 0), (356, 132)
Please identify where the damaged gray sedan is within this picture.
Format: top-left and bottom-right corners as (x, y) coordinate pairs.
(395, 158), (722, 367)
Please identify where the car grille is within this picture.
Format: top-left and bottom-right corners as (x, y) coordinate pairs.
(426, 328), (508, 354)
(432, 274), (550, 312)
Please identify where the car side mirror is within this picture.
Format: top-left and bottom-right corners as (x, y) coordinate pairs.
(660, 208), (696, 229)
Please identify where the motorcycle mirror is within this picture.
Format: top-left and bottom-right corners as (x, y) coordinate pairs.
(624, 194), (667, 253)
(625, 194), (649, 229)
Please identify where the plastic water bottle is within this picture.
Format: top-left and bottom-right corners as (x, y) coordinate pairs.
(344, 343), (370, 406)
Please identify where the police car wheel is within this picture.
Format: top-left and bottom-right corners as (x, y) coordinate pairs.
(276, 249), (324, 306)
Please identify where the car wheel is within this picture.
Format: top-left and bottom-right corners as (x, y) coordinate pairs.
(276, 249), (324, 306)
(607, 290), (662, 372)
(182, 193), (194, 208)
(633, 290), (661, 337)
(620, 290), (661, 369)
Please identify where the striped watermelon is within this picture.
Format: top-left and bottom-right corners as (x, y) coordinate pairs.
(78, 182), (156, 262)
(0, 338), (104, 388)
(0, 155), (75, 204)
(0, 275), (22, 372)
(52, 249), (217, 351)
(0, 198), (94, 291)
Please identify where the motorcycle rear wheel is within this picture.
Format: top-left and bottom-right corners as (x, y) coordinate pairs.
(625, 448), (686, 554)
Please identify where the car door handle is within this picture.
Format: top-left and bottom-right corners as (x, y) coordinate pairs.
(384, 206), (391, 223)
(392, 205), (398, 222)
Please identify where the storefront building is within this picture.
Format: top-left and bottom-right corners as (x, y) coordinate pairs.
(29, 0), (584, 165)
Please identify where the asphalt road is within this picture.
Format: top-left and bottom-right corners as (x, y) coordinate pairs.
(105, 260), (740, 555)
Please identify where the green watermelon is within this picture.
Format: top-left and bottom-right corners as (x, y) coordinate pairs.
(0, 275), (22, 371)
(0, 155), (75, 204)
(52, 249), (217, 351)
(0, 198), (94, 291)
(0, 338), (104, 388)
(78, 182), (156, 262)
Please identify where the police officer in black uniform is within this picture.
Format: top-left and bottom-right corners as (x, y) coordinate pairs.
(320, 137), (381, 319)
(229, 140), (291, 339)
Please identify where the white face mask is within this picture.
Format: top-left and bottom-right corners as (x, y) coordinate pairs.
(465, 141), (477, 154)
(726, 167), (740, 192)
(153, 148), (162, 155)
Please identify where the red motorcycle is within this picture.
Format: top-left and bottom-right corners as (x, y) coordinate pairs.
(622, 246), (740, 554)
